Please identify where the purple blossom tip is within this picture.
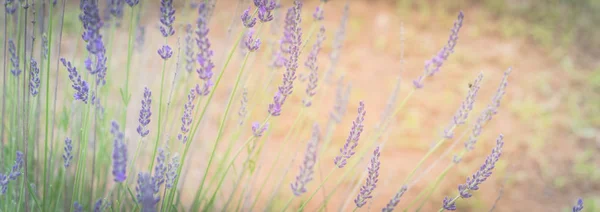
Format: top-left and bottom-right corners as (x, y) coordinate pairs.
(334, 101), (366, 168)
(313, 6), (324, 21)
(355, 146), (380, 207)
(251, 122), (269, 137)
(158, 45), (173, 60)
(178, 89), (197, 143)
(457, 134), (504, 200)
(9, 151), (23, 180)
(111, 121), (128, 182)
(257, 0), (276, 22)
(137, 87), (152, 137)
(126, 0), (139, 7)
(382, 185), (408, 212)
(166, 154), (180, 189)
(8, 40), (20, 76)
(159, 0), (176, 37)
(573, 198), (584, 212)
(442, 196), (457, 211)
(136, 172), (160, 211)
(30, 59), (41, 96)
(63, 137), (74, 168)
(60, 58), (90, 103)
(241, 7), (257, 28)
(303, 26), (326, 107)
(291, 124), (321, 196)
(196, 3), (215, 96)
(244, 29), (261, 52)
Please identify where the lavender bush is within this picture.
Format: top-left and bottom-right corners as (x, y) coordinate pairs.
(0, 0), (586, 211)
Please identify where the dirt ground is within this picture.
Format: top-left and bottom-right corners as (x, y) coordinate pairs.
(51, 0), (596, 211)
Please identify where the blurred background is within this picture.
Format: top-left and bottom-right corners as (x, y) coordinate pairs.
(8, 0), (600, 211)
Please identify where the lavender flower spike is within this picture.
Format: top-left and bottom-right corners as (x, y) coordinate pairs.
(9, 151), (23, 180)
(196, 3), (215, 96)
(0, 174), (8, 194)
(334, 101), (366, 168)
(166, 154), (180, 189)
(313, 6), (324, 21)
(244, 29), (262, 52)
(291, 124), (321, 196)
(8, 40), (20, 76)
(413, 11), (464, 89)
(355, 146), (380, 207)
(74, 202), (83, 212)
(111, 121), (128, 182)
(137, 87), (152, 137)
(159, 0), (175, 37)
(184, 24), (195, 73)
(63, 137), (74, 168)
(126, 0), (139, 7)
(573, 198), (584, 212)
(443, 72), (483, 139)
(252, 122), (269, 137)
(136, 172), (159, 212)
(241, 7), (257, 28)
(30, 58), (41, 96)
(61, 58), (90, 104)
(256, 0), (276, 23)
(152, 148), (167, 193)
(443, 134), (504, 211)
(158, 45), (173, 60)
(330, 77), (351, 123)
(303, 26), (326, 107)
(382, 185), (408, 212)
(178, 88), (197, 143)
(4, 0), (17, 14)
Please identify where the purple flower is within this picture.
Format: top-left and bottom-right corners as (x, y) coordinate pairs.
(137, 87), (152, 137)
(109, 0), (125, 27)
(80, 0), (107, 85)
(313, 6), (324, 21)
(30, 58), (41, 96)
(8, 40), (20, 76)
(196, 3), (214, 96)
(4, 0), (17, 14)
(159, 0), (175, 37)
(60, 58), (90, 104)
(256, 0), (276, 23)
(443, 73), (483, 139)
(9, 151), (23, 180)
(413, 11), (464, 89)
(573, 198), (584, 212)
(63, 137), (73, 168)
(126, 0), (139, 7)
(291, 124), (321, 196)
(178, 88), (197, 143)
(166, 154), (180, 189)
(334, 101), (366, 168)
(74, 202), (83, 212)
(252, 122), (269, 137)
(241, 7), (257, 28)
(158, 45), (173, 60)
(136, 172), (159, 212)
(452, 134), (503, 207)
(442, 196), (456, 211)
(324, 2), (349, 83)
(382, 185), (408, 212)
(268, 91), (285, 116)
(152, 148), (167, 193)
(0, 174), (8, 194)
(135, 26), (146, 52)
(303, 26), (326, 107)
(464, 68), (511, 150)
(330, 77), (352, 123)
(184, 24), (195, 73)
(355, 146), (380, 207)
(244, 29), (261, 52)
(93, 199), (103, 212)
(111, 121), (127, 182)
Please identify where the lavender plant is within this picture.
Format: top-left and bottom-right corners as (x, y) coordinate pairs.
(0, 1), (584, 212)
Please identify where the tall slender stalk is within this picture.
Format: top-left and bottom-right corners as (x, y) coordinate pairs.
(42, 2), (55, 208)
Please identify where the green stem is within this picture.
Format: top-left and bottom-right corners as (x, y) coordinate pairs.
(43, 2), (55, 209)
(148, 42), (169, 172)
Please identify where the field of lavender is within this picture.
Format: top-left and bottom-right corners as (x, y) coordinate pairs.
(1, 0), (598, 211)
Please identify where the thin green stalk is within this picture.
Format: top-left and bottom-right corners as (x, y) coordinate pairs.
(248, 108), (306, 210)
(413, 166), (451, 212)
(120, 5), (138, 120)
(164, 10), (258, 209)
(190, 41), (255, 210)
(295, 168), (336, 212)
(148, 39), (169, 172)
(42, 2), (55, 209)
(203, 117), (271, 211)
